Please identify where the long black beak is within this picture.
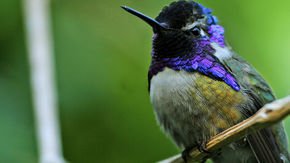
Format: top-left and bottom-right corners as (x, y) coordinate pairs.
(121, 6), (167, 33)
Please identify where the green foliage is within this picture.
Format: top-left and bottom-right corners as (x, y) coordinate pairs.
(0, 0), (289, 162)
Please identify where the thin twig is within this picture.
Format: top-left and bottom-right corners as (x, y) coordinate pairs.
(159, 96), (290, 163)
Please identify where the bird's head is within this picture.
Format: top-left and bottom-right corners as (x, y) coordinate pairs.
(122, 0), (226, 59)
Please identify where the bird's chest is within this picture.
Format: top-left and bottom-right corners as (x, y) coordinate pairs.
(150, 68), (245, 147)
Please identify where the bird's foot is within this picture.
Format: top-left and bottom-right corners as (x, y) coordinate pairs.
(181, 142), (209, 163)
(181, 141), (220, 162)
(197, 141), (210, 154)
(197, 141), (211, 162)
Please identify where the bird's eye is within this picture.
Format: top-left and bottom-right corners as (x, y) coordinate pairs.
(191, 27), (200, 37)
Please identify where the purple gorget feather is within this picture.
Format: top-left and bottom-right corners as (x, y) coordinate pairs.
(149, 38), (240, 91)
(208, 25), (225, 47)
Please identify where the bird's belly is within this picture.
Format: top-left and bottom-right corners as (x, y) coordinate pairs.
(150, 68), (245, 148)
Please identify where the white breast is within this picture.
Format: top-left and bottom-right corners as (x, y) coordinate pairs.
(149, 68), (205, 147)
(150, 68), (196, 111)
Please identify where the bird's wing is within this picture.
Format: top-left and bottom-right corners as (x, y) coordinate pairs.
(223, 53), (289, 163)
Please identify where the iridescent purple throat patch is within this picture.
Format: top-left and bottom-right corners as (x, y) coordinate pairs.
(149, 53), (240, 91)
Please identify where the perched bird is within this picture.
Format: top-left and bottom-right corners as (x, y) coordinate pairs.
(122, 1), (290, 162)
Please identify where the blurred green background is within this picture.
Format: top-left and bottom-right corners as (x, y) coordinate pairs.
(0, 0), (290, 162)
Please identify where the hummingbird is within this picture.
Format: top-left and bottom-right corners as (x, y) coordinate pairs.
(122, 1), (289, 162)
